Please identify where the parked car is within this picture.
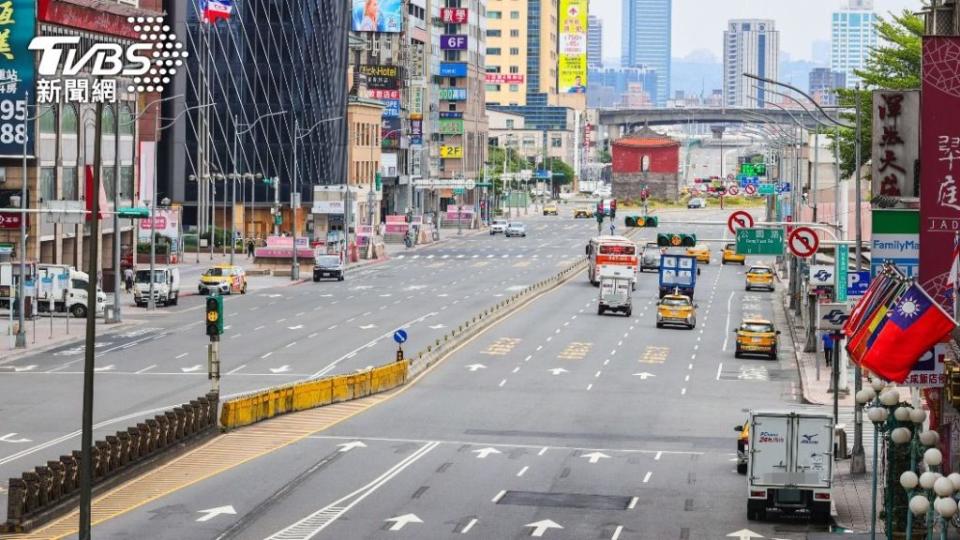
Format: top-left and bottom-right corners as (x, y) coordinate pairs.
(687, 197), (707, 209)
(505, 222), (527, 237)
(490, 219), (508, 235)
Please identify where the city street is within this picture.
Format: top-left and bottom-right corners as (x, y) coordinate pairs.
(47, 207), (832, 540)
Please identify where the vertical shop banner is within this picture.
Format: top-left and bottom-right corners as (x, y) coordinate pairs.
(0, 0), (34, 157)
(872, 209), (919, 278)
(352, 0), (402, 33)
(558, 0), (587, 94)
(920, 37), (960, 312)
(871, 90), (919, 199)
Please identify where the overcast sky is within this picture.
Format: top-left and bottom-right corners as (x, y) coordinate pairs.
(590, 0), (922, 62)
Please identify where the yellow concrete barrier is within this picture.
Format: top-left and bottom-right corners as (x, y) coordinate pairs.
(220, 361), (408, 430)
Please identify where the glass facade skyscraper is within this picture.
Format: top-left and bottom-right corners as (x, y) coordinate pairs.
(831, 0), (878, 89)
(621, 0), (671, 106)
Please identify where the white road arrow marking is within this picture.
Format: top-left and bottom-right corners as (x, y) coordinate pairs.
(287, 325), (304, 330)
(0, 433), (32, 443)
(180, 365), (203, 373)
(196, 505), (237, 522)
(548, 368), (569, 375)
(633, 372), (656, 380)
(429, 324), (447, 329)
(726, 529), (764, 540)
(94, 365), (115, 372)
(384, 513), (422, 531)
(336, 441), (367, 453)
(12, 365), (36, 372)
(269, 365), (291, 374)
(466, 364), (487, 372)
(472, 447), (502, 459)
(526, 519), (563, 537)
(581, 451), (611, 464)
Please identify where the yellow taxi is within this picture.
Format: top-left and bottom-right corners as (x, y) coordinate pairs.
(573, 206), (594, 219)
(735, 419), (749, 474)
(543, 202), (559, 216)
(686, 242), (711, 264)
(656, 293), (697, 329)
(734, 319), (780, 359)
(199, 264), (247, 295)
(721, 243), (746, 265)
(745, 265), (775, 291)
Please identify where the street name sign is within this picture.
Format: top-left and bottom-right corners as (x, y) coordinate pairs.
(735, 228), (784, 255)
(835, 245), (849, 302)
(758, 183), (777, 196)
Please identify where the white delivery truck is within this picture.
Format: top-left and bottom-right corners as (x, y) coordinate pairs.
(36, 264), (105, 318)
(133, 266), (181, 307)
(744, 410), (834, 524)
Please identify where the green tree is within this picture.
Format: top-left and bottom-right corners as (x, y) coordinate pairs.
(543, 157), (575, 185)
(834, 9), (923, 179)
(487, 145), (528, 193)
(599, 148), (612, 164)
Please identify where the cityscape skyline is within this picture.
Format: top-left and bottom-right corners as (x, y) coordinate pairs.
(591, 0), (919, 64)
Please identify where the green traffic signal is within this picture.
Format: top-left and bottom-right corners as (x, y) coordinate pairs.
(205, 295), (224, 337)
(657, 232), (695, 247)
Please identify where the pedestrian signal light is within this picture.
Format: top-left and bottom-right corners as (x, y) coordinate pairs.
(205, 295), (223, 337)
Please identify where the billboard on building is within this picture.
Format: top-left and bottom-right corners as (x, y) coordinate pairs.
(439, 63), (468, 78)
(0, 0), (34, 158)
(920, 37), (960, 312)
(440, 146), (463, 159)
(440, 35), (468, 50)
(352, 0), (402, 33)
(872, 209), (919, 278)
(486, 73), (525, 84)
(440, 7), (468, 24)
(438, 119), (464, 135)
(871, 90), (919, 199)
(358, 65), (400, 90)
(558, 0), (588, 94)
(439, 88), (467, 101)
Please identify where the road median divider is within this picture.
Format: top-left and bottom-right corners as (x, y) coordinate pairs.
(1, 393), (218, 534)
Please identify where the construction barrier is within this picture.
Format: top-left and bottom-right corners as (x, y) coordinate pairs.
(2, 392), (219, 533)
(220, 361), (408, 430)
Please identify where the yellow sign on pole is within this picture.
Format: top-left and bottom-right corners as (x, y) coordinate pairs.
(440, 145), (463, 159)
(559, 0), (587, 94)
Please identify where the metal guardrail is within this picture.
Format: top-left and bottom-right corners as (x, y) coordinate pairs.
(2, 392), (219, 533)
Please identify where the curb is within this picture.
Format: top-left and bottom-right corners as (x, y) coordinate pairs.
(0, 318), (145, 367)
(780, 290), (818, 406)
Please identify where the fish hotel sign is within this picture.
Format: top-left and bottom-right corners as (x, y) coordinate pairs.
(0, 0), (33, 157)
(920, 37), (960, 312)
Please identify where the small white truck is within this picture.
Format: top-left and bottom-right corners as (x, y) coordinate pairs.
(744, 410), (834, 524)
(36, 264), (105, 318)
(133, 266), (181, 307)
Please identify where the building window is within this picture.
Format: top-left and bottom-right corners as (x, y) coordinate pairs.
(486, 47), (501, 55)
(102, 167), (115, 201)
(551, 136), (562, 148)
(486, 29), (501, 37)
(509, 66), (520, 74)
(40, 167), (55, 201)
(101, 106), (115, 135)
(510, 29), (520, 37)
(488, 11), (501, 19)
(506, 120), (515, 129)
(121, 166), (134, 203)
(61, 167), (78, 200)
(510, 11), (520, 19)
(509, 84), (519, 92)
(119, 104), (134, 135)
(39, 105), (55, 134)
(509, 48), (519, 55)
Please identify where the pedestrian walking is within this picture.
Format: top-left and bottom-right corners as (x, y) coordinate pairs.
(246, 239), (255, 258)
(123, 267), (134, 293)
(821, 332), (834, 367)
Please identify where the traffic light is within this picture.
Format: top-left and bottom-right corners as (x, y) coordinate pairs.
(624, 215), (639, 227)
(609, 199), (617, 219)
(205, 295), (223, 337)
(644, 216), (658, 228)
(657, 233), (696, 247)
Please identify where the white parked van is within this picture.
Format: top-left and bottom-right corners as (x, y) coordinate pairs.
(36, 264), (106, 318)
(743, 410), (834, 524)
(133, 266), (181, 307)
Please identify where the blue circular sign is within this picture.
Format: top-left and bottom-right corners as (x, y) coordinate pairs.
(393, 329), (408, 344)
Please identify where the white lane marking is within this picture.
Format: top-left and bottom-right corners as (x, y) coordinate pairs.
(264, 442), (440, 539)
(685, 375), (690, 382)
(603, 359), (610, 366)
(538, 447), (549, 456)
(255, 325), (265, 331)
(643, 472), (652, 483)
(612, 525), (624, 540)
(517, 466), (529, 477)
(716, 363), (723, 381)
(512, 367), (520, 374)
(310, 312), (438, 378)
(261, 352), (273, 359)
(688, 363), (693, 370)
(308, 333), (318, 339)
(524, 355), (532, 362)
(285, 342), (297, 349)
(175, 353), (188, 359)
(492, 490), (506, 503)
(610, 349), (616, 355)
(226, 364), (246, 375)
(586, 384), (593, 391)
(499, 379), (507, 387)
(594, 371), (602, 378)
(135, 364), (156, 374)
(681, 388), (687, 395)
(654, 451), (662, 461)
(461, 518), (478, 534)
(722, 291), (735, 351)
(628, 496), (639, 509)
(536, 345), (542, 351)
(328, 325), (337, 330)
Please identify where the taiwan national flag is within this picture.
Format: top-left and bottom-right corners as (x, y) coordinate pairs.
(201, 0), (233, 24)
(857, 284), (957, 383)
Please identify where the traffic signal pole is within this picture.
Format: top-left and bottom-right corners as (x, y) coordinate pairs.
(208, 336), (220, 394)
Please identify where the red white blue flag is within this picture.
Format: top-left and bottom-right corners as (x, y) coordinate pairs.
(201, 0), (233, 24)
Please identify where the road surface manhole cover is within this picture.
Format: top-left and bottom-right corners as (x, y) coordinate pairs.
(497, 491), (633, 511)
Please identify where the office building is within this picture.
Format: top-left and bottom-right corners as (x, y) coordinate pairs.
(831, 0), (879, 88)
(723, 19), (780, 107)
(485, 0), (560, 107)
(621, 0), (671, 106)
(809, 67), (846, 106)
(588, 15), (603, 68)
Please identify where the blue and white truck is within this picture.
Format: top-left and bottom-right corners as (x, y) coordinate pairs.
(658, 253), (698, 298)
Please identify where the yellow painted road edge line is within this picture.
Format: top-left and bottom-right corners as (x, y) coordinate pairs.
(6, 258), (588, 540)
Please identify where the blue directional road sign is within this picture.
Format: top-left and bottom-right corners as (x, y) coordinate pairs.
(777, 182), (792, 193)
(393, 329), (408, 344)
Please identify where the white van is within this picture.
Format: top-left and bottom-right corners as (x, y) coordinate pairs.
(133, 266), (181, 307)
(36, 264), (106, 318)
(743, 410), (834, 524)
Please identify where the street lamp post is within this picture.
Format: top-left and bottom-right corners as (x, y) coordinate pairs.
(292, 115), (344, 273)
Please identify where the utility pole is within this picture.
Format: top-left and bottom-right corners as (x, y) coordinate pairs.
(109, 102), (121, 323)
(15, 91), (28, 348)
(291, 118), (300, 280)
(850, 84), (866, 475)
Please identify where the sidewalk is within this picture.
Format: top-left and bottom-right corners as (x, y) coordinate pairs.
(0, 311), (143, 366)
(779, 288), (877, 534)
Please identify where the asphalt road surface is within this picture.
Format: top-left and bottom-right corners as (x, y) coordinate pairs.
(52, 206), (834, 540)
